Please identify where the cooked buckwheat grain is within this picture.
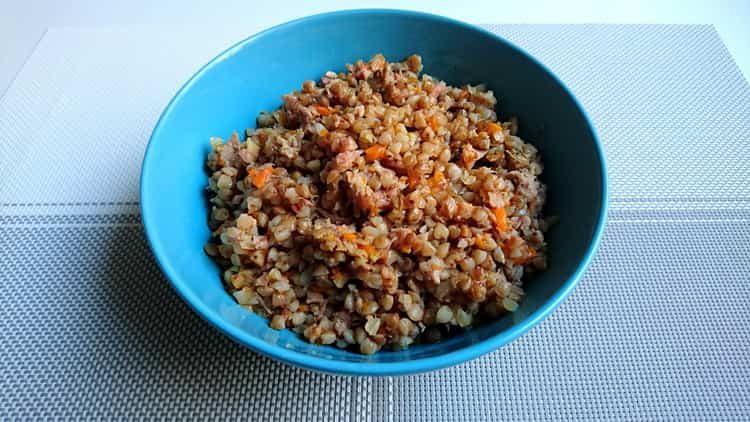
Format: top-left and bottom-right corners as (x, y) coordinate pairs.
(205, 54), (548, 354)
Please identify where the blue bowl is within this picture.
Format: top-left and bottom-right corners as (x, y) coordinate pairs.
(140, 9), (607, 376)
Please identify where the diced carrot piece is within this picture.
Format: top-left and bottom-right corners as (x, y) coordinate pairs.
(407, 170), (421, 188)
(359, 244), (376, 258)
(342, 232), (357, 242)
(485, 122), (502, 135)
(365, 145), (387, 162)
(248, 166), (273, 189)
(315, 105), (333, 116)
(492, 207), (509, 232)
(475, 235), (489, 249)
(428, 115), (440, 131)
(429, 170), (445, 188)
(319, 128), (329, 138)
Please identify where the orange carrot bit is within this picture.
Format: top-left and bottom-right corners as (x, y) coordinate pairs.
(319, 128), (329, 138)
(428, 115), (441, 131)
(359, 243), (377, 259)
(484, 122), (503, 135)
(248, 166), (274, 189)
(315, 105), (333, 116)
(429, 170), (445, 188)
(342, 232), (357, 242)
(364, 145), (387, 162)
(492, 207), (509, 232)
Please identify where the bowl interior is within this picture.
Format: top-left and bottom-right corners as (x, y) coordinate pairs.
(141, 10), (605, 373)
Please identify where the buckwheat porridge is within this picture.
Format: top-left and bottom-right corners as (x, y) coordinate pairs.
(203, 54), (548, 354)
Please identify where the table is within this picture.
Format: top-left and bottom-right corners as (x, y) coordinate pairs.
(1, 22), (749, 421)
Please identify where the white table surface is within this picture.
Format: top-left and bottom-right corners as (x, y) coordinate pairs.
(1, 0), (749, 99)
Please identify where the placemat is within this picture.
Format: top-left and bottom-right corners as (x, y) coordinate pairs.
(1, 24), (749, 420)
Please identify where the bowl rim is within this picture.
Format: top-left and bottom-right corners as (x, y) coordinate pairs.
(140, 8), (609, 376)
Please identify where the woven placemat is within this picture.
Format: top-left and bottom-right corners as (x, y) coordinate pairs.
(1, 24), (748, 420)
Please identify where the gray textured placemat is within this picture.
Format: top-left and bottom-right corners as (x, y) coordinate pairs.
(1, 24), (749, 420)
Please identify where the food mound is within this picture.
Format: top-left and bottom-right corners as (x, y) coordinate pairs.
(204, 54), (548, 354)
